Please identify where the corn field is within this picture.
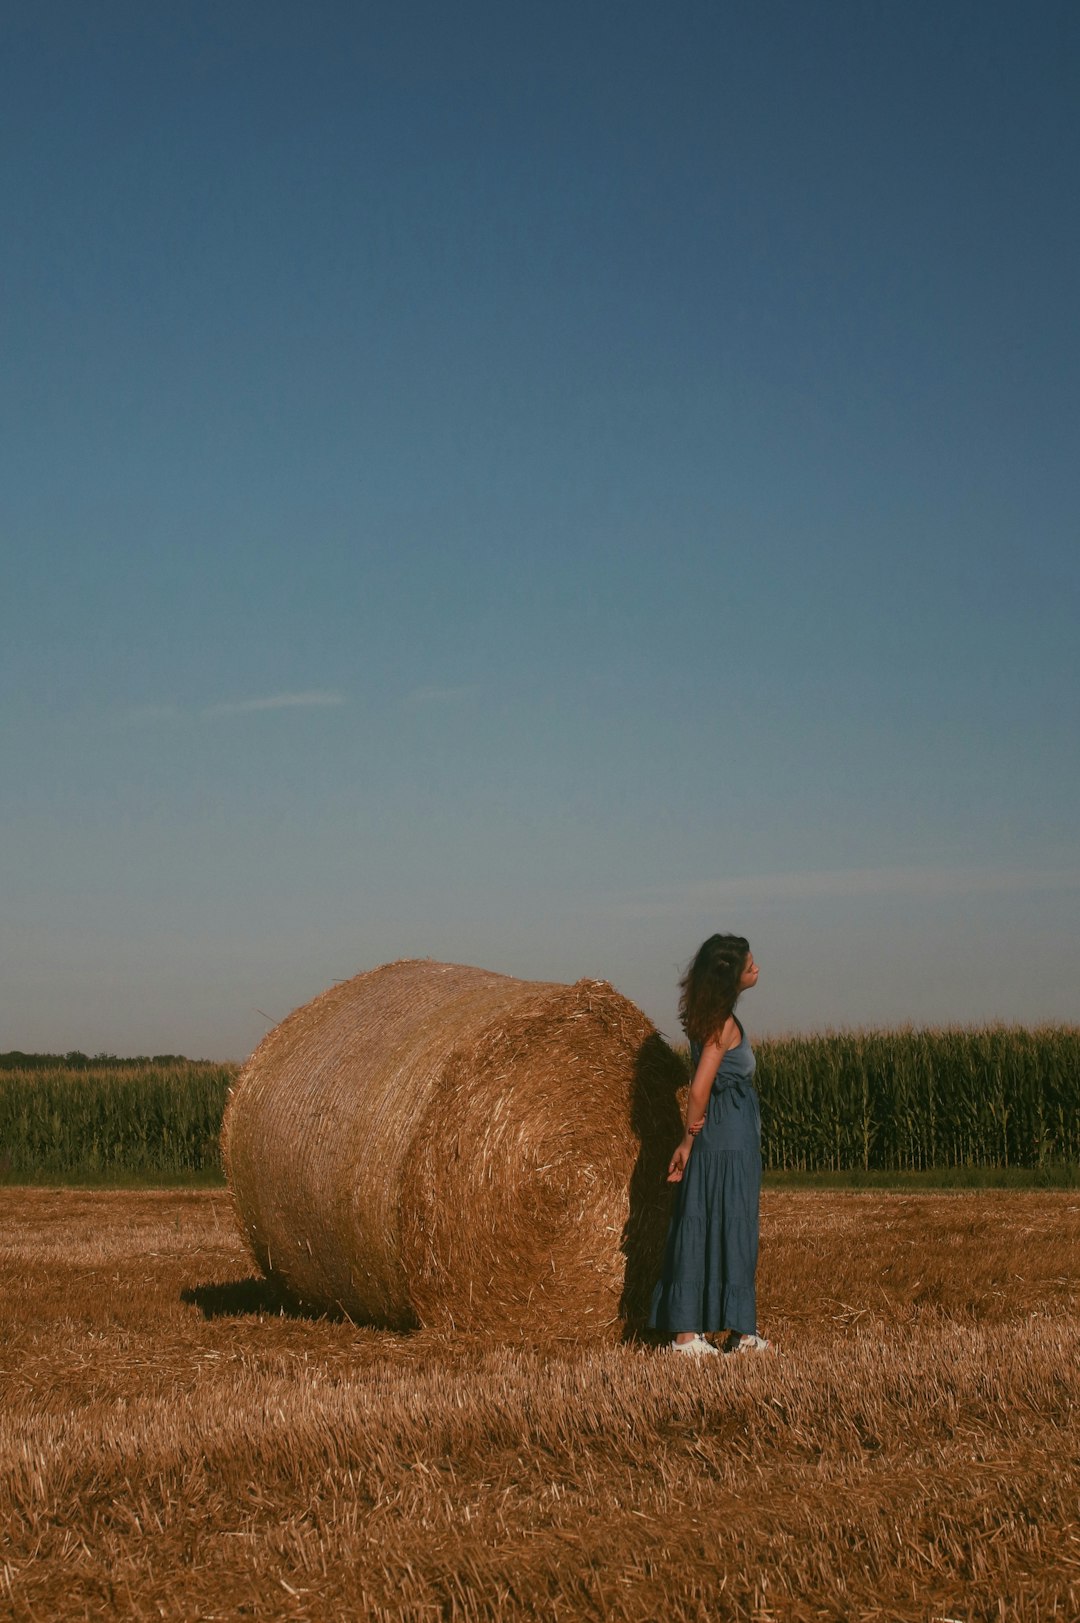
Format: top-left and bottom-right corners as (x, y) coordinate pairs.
(749, 1023), (1080, 1171)
(0, 1061), (232, 1182)
(1, 1024), (1077, 1181)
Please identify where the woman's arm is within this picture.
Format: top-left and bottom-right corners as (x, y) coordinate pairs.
(667, 1020), (739, 1181)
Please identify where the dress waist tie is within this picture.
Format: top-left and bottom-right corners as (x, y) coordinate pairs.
(712, 1075), (754, 1110)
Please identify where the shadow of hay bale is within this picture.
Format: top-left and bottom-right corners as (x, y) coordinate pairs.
(180, 1276), (320, 1320)
(618, 1031), (686, 1344)
(222, 960), (690, 1341)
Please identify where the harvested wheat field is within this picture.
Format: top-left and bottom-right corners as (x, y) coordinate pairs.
(1, 1188), (1077, 1622)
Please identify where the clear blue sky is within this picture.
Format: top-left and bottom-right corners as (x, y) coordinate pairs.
(3, 1), (1077, 1057)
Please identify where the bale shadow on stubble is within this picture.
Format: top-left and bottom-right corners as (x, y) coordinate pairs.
(181, 1277), (345, 1321)
(618, 1032), (687, 1348)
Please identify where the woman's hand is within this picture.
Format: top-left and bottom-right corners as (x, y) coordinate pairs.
(667, 1136), (693, 1182)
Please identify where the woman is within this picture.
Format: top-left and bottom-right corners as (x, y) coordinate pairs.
(647, 934), (773, 1356)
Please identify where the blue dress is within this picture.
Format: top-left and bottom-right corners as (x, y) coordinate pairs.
(647, 1018), (762, 1336)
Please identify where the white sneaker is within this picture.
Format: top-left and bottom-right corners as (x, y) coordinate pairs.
(724, 1332), (773, 1355)
(668, 1335), (719, 1357)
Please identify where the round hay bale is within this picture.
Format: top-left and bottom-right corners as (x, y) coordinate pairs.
(221, 958), (687, 1339)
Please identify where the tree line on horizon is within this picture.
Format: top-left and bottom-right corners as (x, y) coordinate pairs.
(0, 1050), (211, 1071)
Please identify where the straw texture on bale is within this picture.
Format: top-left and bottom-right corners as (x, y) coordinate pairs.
(221, 959), (688, 1339)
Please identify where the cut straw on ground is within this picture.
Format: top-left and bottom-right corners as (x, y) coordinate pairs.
(2, 1186), (1077, 1621)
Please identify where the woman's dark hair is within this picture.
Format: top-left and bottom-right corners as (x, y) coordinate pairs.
(678, 934), (751, 1045)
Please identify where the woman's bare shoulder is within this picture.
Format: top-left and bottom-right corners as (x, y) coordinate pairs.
(704, 1016), (741, 1054)
(720, 1014), (742, 1047)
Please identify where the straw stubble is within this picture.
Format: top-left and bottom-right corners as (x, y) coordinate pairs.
(4, 1187), (1078, 1623)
